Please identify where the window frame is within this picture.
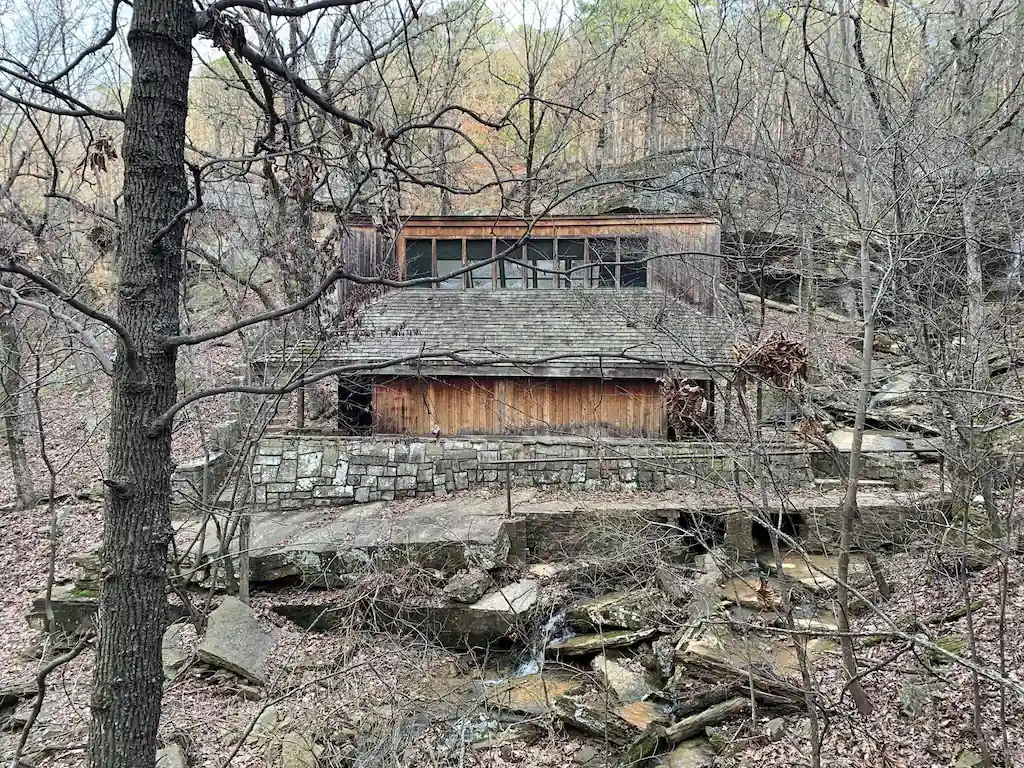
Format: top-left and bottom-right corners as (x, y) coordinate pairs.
(401, 234), (650, 289)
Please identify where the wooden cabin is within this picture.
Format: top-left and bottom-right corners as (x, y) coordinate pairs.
(264, 214), (731, 439)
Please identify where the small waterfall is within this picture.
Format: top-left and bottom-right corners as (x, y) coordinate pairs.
(511, 605), (571, 678)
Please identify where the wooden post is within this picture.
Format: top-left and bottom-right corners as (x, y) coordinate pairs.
(505, 463), (512, 518)
(297, 386), (306, 429)
(238, 512), (251, 605)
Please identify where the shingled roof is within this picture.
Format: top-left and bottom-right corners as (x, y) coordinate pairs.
(313, 289), (732, 378)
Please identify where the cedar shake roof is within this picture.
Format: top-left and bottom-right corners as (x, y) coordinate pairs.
(290, 288), (733, 379)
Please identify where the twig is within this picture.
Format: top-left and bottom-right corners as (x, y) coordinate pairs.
(9, 633), (93, 768)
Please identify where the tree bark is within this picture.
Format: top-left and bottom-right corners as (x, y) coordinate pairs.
(0, 305), (36, 509)
(665, 698), (747, 743)
(86, 2), (192, 767)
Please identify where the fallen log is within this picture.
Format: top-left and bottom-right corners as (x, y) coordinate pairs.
(665, 697), (747, 743)
(674, 647), (805, 711)
(672, 682), (737, 718)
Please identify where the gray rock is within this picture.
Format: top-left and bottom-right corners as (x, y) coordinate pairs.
(568, 589), (666, 631)
(162, 621), (189, 681)
(765, 717), (787, 741)
(178, 498), (512, 587)
(470, 580), (538, 615)
(547, 628), (659, 658)
(661, 738), (713, 767)
(198, 597), (278, 685)
(869, 372), (919, 408)
(281, 732), (321, 768)
(444, 568), (491, 603)
(25, 583), (98, 636)
(0, 681), (35, 708)
(827, 428), (908, 453)
(898, 680), (944, 718)
(156, 743), (187, 768)
(591, 652), (659, 703)
(246, 706), (281, 745)
(573, 745), (598, 764)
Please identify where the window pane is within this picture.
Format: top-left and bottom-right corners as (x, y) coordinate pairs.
(621, 236), (648, 287)
(589, 238), (617, 287)
(467, 239), (493, 289)
(526, 238), (554, 288)
(557, 239), (585, 287)
(497, 239), (523, 287)
(436, 239), (464, 289)
(406, 239), (432, 286)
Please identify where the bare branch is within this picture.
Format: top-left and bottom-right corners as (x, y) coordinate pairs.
(9, 632), (93, 768)
(208, 0), (371, 16)
(0, 262), (142, 382)
(1, 288), (114, 374)
(150, 163), (203, 250)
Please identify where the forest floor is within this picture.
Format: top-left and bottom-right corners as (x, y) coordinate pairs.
(1, 493), (1023, 768)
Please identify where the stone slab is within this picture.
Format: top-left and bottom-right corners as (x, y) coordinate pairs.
(198, 597), (277, 685)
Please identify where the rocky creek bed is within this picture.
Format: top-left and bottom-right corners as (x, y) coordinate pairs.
(5, 487), (1016, 768)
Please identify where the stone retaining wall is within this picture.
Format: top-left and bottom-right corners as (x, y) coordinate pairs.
(249, 436), (759, 509)
(241, 435), (923, 510)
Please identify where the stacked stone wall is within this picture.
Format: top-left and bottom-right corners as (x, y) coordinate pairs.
(249, 436), (748, 509)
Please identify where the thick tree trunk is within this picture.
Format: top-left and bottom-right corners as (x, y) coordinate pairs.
(86, 2), (192, 768)
(0, 307), (36, 509)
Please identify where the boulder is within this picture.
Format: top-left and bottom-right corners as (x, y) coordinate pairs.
(273, 579), (542, 649)
(547, 628), (659, 658)
(444, 568), (491, 603)
(591, 653), (659, 703)
(765, 717), (787, 741)
(179, 500), (514, 588)
(26, 583), (98, 635)
(568, 589), (667, 631)
(468, 722), (543, 750)
(954, 750), (984, 768)
(758, 551), (871, 595)
(573, 745), (598, 764)
(0, 681), (35, 708)
(198, 597), (278, 685)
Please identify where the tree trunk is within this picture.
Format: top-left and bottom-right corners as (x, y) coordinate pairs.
(835, 228), (874, 719)
(0, 306), (36, 509)
(86, 2), (192, 767)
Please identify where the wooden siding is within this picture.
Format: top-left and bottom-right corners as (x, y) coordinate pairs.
(387, 216), (720, 311)
(373, 376), (666, 437)
(335, 227), (391, 305)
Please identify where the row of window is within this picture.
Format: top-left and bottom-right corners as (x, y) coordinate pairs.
(404, 236), (649, 289)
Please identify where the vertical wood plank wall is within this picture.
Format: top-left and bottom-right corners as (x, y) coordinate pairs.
(373, 377), (667, 437)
